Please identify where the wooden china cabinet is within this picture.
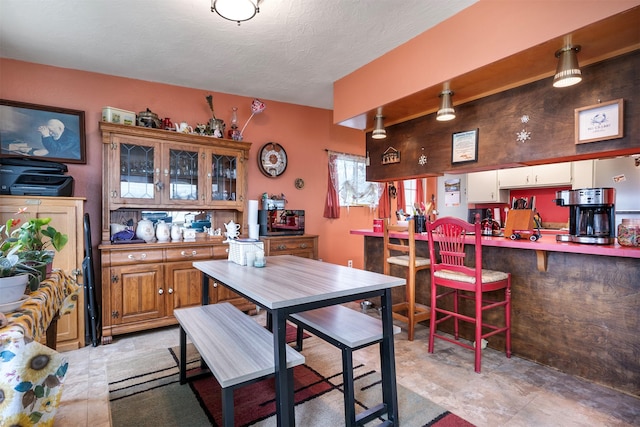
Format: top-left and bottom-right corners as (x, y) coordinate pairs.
(99, 123), (253, 344)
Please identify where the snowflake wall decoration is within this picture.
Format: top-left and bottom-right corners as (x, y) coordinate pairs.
(516, 114), (531, 143)
(418, 147), (427, 165)
(516, 129), (531, 143)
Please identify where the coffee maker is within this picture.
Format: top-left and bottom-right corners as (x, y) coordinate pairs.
(554, 188), (616, 244)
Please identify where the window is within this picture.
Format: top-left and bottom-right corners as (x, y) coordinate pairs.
(402, 179), (417, 214)
(331, 152), (380, 207)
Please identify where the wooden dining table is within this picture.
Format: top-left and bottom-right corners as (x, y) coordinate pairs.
(194, 255), (406, 426)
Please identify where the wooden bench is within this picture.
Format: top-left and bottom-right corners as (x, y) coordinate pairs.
(174, 302), (305, 427)
(290, 305), (401, 427)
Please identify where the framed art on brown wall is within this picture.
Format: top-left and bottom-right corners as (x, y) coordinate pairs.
(451, 129), (478, 164)
(0, 99), (86, 164)
(574, 98), (623, 145)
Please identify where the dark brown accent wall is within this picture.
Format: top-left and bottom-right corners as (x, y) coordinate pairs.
(367, 50), (640, 181)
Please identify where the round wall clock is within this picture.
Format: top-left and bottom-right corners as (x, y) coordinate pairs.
(258, 142), (288, 177)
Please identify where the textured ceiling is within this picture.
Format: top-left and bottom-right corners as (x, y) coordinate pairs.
(0, 0), (478, 110)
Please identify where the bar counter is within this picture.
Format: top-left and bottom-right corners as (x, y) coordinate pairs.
(351, 228), (640, 397)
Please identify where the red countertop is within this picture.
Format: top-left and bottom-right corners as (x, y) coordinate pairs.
(350, 229), (640, 259)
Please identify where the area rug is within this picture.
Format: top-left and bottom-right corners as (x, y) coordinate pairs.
(109, 332), (474, 427)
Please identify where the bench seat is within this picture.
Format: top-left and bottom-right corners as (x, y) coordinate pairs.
(174, 302), (304, 426)
(290, 304), (400, 426)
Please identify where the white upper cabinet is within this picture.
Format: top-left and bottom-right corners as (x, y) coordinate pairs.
(498, 163), (572, 188)
(467, 170), (509, 203)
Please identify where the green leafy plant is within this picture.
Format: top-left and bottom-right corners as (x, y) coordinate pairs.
(12, 216), (68, 264)
(0, 218), (39, 280)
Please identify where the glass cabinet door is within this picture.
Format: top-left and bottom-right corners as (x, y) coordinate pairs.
(168, 148), (200, 202)
(116, 141), (159, 202)
(210, 152), (239, 205)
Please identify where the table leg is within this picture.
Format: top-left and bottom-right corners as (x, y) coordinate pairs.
(272, 309), (294, 426)
(179, 326), (187, 384)
(380, 289), (399, 424)
(201, 273), (209, 305)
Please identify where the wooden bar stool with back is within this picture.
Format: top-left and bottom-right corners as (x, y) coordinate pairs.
(425, 216), (512, 373)
(383, 218), (431, 341)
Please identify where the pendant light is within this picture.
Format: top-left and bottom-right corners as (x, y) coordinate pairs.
(553, 45), (582, 88)
(436, 90), (455, 121)
(372, 107), (387, 139)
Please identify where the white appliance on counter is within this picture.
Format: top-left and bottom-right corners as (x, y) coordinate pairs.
(593, 156), (640, 230)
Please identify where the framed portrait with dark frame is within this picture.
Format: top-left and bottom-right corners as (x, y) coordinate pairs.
(451, 128), (478, 164)
(0, 99), (86, 164)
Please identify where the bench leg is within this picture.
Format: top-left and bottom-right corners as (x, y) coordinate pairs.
(221, 387), (234, 427)
(342, 347), (356, 426)
(295, 324), (304, 351)
(179, 326), (187, 385)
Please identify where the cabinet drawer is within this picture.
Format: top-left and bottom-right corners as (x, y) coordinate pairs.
(212, 245), (229, 259)
(165, 246), (213, 261)
(269, 239), (314, 252)
(109, 249), (164, 265)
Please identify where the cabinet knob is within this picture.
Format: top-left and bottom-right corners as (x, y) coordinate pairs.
(181, 250), (197, 257)
(128, 253), (147, 260)
(155, 181), (164, 191)
(300, 243), (307, 249)
(213, 282), (218, 288)
(158, 288), (164, 295)
(168, 288), (174, 294)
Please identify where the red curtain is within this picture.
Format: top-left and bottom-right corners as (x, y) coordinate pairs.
(416, 178), (425, 207)
(378, 182), (390, 218)
(323, 157), (340, 219)
(396, 180), (406, 215)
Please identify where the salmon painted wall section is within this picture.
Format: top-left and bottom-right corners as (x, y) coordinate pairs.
(334, 0), (640, 123)
(0, 59), (373, 268)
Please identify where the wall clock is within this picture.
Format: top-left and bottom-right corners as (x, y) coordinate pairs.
(258, 142), (288, 177)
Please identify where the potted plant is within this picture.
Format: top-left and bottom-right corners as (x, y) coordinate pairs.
(13, 216), (68, 267)
(0, 219), (41, 297)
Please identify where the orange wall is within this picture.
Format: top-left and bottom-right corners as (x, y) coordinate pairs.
(0, 59), (374, 268)
(334, 0), (640, 123)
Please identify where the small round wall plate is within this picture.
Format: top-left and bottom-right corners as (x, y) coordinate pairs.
(258, 142), (287, 178)
(295, 178), (304, 189)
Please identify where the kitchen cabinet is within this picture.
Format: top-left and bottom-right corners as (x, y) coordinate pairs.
(0, 196), (85, 351)
(260, 235), (319, 259)
(99, 123), (254, 344)
(498, 163), (572, 188)
(466, 171), (508, 203)
(100, 241), (254, 344)
(572, 160), (595, 189)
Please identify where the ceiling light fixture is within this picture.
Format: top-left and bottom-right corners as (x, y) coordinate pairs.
(372, 107), (387, 139)
(211, 0), (261, 26)
(436, 90), (455, 121)
(553, 45), (582, 88)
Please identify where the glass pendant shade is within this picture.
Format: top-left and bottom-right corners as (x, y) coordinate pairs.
(212, 0), (260, 25)
(372, 108), (386, 139)
(436, 90), (455, 121)
(553, 45), (582, 88)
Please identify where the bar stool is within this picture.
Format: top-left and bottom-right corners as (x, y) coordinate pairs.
(383, 218), (431, 341)
(426, 216), (511, 373)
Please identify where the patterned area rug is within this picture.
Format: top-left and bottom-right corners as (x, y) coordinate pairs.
(108, 329), (474, 426)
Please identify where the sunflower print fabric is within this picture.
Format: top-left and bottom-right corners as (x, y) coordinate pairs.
(0, 270), (76, 424)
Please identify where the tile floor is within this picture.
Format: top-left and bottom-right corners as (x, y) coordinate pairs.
(56, 307), (639, 426)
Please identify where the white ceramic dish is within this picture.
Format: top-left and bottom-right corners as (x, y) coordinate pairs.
(0, 294), (29, 314)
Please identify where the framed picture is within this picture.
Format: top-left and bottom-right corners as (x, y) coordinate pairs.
(0, 99), (86, 164)
(451, 129), (478, 164)
(574, 98), (623, 145)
